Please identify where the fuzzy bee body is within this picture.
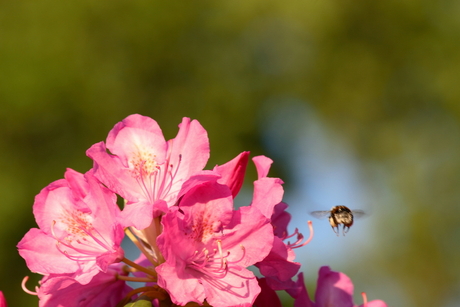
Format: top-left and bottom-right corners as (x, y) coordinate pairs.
(311, 206), (365, 236)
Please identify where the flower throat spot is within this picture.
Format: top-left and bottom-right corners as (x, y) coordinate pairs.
(129, 149), (159, 179)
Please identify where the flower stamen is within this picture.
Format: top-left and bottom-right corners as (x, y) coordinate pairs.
(361, 292), (368, 307)
(21, 276), (38, 296)
(286, 221), (314, 249)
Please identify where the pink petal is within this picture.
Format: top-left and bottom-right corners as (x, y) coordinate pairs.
(223, 206), (274, 266)
(213, 151), (250, 197)
(315, 266), (354, 307)
(179, 181), (234, 242)
(119, 199), (162, 230)
(156, 262), (206, 306)
(250, 156), (284, 219)
(17, 228), (79, 275)
(286, 272), (314, 307)
(256, 237), (300, 289)
(166, 117), (210, 182)
(253, 155), (273, 179)
(64, 168), (88, 200)
(87, 141), (145, 202)
(251, 177), (284, 219)
(176, 170), (221, 201)
(38, 265), (132, 307)
(106, 114), (167, 164)
(203, 267), (260, 307)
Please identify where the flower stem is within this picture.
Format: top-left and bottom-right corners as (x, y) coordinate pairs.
(121, 257), (157, 278)
(124, 228), (159, 267)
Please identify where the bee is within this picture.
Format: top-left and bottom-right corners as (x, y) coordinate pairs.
(310, 206), (365, 236)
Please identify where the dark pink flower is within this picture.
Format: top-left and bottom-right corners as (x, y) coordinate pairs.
(0, 291), (7, 307)
(253, 278), (282, 307)
(87, 115), (210, 230)
(286, 272), (314, 307)
(36, 264), (132, 307)
(251, 157), (310, 290)
(17, 169), (124, 285)
(304, 266), (388, 307)
(256, 236), (300, 290)
(156, 181), (274, 307)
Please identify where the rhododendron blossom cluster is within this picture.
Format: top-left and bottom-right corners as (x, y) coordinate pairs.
(16, 114), (387, 307)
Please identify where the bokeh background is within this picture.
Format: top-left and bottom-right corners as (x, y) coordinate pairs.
(1, 0), (460, 306)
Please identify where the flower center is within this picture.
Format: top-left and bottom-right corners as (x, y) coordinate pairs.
(128, 149), (182, 204)
(129, 149), (159, 179)
(51, 209), (114, 261)
(188, 240), (229, 279)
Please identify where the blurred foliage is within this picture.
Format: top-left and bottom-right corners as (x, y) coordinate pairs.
(1, 0), (460, 306)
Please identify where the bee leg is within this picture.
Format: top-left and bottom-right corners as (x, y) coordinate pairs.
(343, 225), (349, 236)
(332, 226), (339, 236)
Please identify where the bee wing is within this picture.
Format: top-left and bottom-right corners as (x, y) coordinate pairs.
(351, 209), (366, 219)
(309, 210), (331, 219)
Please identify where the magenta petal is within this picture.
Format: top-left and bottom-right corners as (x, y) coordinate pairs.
(256, 237), (300, 288)
(254, 278), (282, 307)
(0, 291), (7, 307)
(176, 171), (221, 201)
(315, 266), (354, 307)
(286, 273), (314, 307)
(213, 151), (250, 197)
(271, 202), (291, 238)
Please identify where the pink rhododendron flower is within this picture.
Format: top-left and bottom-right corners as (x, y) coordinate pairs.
(251, 157), (309, 290)
(36, 264), (132, 307)
(17, 169), (124, 285)
(253, 278), (282, 307)
(286, 272), (314, 307)
(16, 114), (390, 307)
(288, 267), (388, 307)
(156, 181), (274, 307)
(0, 291), (7, 307)
(87, 115), (210, 230)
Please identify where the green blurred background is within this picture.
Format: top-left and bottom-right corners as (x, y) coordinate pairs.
(1, 0), (460, 306)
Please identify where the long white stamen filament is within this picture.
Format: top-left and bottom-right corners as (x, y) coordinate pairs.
(21, 276), (38, 296)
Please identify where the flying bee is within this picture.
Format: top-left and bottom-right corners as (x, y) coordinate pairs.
(310, 206), (365, 236)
